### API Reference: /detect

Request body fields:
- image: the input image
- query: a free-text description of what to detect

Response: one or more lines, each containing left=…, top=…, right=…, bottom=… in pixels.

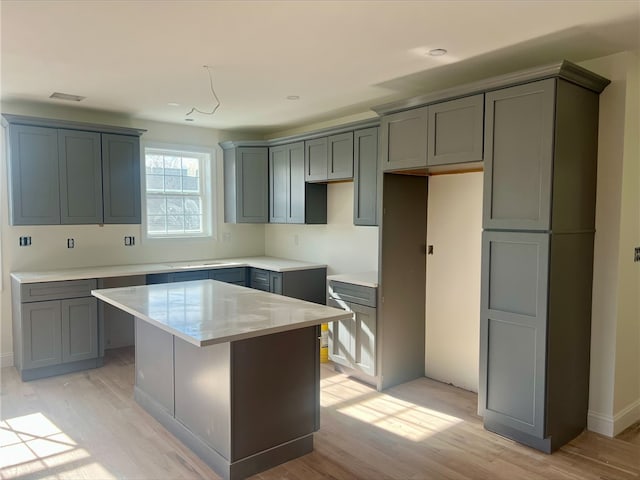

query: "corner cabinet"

left=480, top=75, right=607, bottom=452
left=3, top=114, right=144, bottom=226
left=222, top=145, right=269, bottom=223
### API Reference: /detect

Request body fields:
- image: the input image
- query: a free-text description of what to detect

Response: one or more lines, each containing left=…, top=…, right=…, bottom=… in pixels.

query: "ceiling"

left=2, top=0, right=639, bottom=135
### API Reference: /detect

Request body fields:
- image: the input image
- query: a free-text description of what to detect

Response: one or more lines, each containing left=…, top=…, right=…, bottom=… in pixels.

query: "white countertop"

left=92, top=280, right=350, bottom=347
left=11, top=256, right=327, bottom=284
left=327, top=271, right=378, bottom=288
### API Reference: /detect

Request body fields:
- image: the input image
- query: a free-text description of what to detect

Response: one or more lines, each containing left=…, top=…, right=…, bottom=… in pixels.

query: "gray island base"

left=92, top=280, right=351, bottom=480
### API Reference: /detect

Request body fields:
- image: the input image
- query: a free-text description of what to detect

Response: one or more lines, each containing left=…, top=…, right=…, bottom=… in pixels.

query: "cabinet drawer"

left=327, top=281, right=376, bottom=308
left=250, top=268, right=270, bottom=291
left=210, top=267, right=247, bottom=285
left=21, top=279, right=97, bottom=303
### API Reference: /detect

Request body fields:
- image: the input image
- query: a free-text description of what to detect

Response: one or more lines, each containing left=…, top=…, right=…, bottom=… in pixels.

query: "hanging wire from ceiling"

left=186, top=65, right=220, bottom=117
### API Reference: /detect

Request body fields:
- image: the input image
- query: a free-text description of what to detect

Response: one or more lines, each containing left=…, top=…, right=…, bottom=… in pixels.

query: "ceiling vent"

left=49, top=92, right=85, bottom=102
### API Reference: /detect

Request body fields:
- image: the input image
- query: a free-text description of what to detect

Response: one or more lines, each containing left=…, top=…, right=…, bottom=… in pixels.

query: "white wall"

left=264, top=182, right=379, bottom=275
left=424, top=172, right=483, bottom=393
left=0, top=101, right=265, bottom=366
left=579, top=51, right=640, bottom=436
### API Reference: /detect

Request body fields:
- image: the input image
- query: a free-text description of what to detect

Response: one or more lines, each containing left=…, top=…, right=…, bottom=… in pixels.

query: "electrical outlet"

left=294, top=234, right=299, bottom=246
left=223, top=232, right=231, bottom=243
left=124, top=236, right=135, bottom=246
left=634, top=247, right=640, bottom=263
left=19, top=236, right=31, bottom=247
left=67, top=238, right=75, bottom=248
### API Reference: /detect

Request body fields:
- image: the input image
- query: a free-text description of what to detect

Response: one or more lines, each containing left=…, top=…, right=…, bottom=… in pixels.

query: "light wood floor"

left=1, top=348, right=638, bottom=480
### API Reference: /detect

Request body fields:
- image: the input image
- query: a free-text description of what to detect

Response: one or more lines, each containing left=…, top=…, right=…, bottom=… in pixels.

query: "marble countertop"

left=327, top=271, right=378, bottom=288
left=92, top=280, right=350, bottom=347
left=11, top=256, right=327, bottom=284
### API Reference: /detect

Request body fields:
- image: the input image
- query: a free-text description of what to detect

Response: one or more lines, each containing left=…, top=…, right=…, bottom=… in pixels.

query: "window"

left=143, top=145, right=213, bottom=238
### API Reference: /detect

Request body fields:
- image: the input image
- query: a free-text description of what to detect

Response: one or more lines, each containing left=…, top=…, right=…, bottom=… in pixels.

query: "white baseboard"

left=588, top=398, right=640, bottom=437
left=613, top=398, right=640, bottom=436
left=1, top=352, right=14, bottom=368
left=588, top=410, right=614, bottom=437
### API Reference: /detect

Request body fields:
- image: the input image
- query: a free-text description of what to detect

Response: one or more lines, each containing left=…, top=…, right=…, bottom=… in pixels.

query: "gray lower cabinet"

left=223, top=146, right=269, bottom=223
left=353, top=127, right=378, bottom=226
left=380, top=106, right=428, bottom=172
left=3, top=115, right=144, bottom=226
left=12, top=278, right=101, bottom=381
left=250, top=267, right=327, bottom=304
left=147, top=267, right=247, bottom=286
left=327, top=280, right=377, bottom=381
left=270, top=142, right=326, bottom=224
left=427, top=94, right=484, bottom=166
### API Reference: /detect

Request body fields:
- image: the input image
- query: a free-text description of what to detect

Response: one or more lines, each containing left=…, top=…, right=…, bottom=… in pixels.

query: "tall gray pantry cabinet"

left=479, top=74, right=608, bottom=452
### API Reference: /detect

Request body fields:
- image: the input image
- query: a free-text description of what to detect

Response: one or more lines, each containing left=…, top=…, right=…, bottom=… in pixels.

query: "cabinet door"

left=327, top=132, right=354, bottom=180
left=328, top=315, right=352, bottom=368
left=287, top=142, right=305, bottom=224
left=209, top=267, right=247, bottom=285
left=22, top=300, right=62, bottom=369
left=479, top=231, right=549, bottom=439
left=352, top=303, right=376, bottom=376
left=8, top=124, right=60, bottom=225
left=61, top=297, right=98, bottom=363
left=305, top=137, right=328, bottom=182
left=427, top=94, right=484, bottom=166
left=353, top=127, right=378, bottom=226
left=102, top=134, right=141, bottom=224
left=380, top=107, right=428, bottom=172
left=237, top=147, right=269, bottom=223
left=483, top=79, right=555, bottom=230
left=269, top=272, right=283, bottom=295
left=58, top=129, right=103, bottom=224
left=269, top=144, right=289, bottom=224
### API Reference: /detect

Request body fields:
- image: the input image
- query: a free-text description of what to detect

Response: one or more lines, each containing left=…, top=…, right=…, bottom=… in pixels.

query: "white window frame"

left=141, top=142, right=216, bottom=241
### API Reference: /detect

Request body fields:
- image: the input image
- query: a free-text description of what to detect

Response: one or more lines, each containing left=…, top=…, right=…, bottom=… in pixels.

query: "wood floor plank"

left=1, top=348, right=638, bottom=480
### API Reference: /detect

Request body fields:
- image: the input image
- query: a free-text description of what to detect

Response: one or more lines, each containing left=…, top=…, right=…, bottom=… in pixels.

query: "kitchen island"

left=92, top=279, right=351, bottom=480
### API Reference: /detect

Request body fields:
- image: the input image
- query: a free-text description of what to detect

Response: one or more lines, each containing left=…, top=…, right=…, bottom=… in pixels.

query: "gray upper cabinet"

left=269, top=144, right=289, bottom=224
left=305, top=137, right=328, bottom=182
left=353, top=127, right=378, bottom=226
left=483, top=80, right=555, bottom=231
left=327, top=132, right=354, bottom=180
left=269, top=142, right=307, bottom=224
left=427, top=94, right=484, bottom=166
left=3, top=115, right=145, bottom=226
left=102, top=134, right=141, bottom=224
left=224, top=146, right=269, bottom=223
left=8, top=124, right=61, bottom=225
left=59, top=129, right=103, bottom=224
left=270, top=142, right=326, bottom=225
left=380, top=106, right=428, bottom=172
